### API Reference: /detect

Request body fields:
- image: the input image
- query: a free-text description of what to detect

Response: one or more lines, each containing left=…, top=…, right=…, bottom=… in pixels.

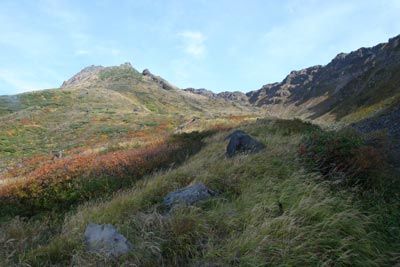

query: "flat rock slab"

left=83, top=222, right=133, bottom=257
left=162, top=184, right=215, bottom=209
left=225, top=130, right=265, bottom=157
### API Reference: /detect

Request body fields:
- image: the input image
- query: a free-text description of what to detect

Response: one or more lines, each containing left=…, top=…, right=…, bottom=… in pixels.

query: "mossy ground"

left=1, top=119, right=398, bottom=267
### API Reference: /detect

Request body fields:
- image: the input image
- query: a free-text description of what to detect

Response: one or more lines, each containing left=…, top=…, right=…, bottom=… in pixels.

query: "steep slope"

left=247, top=35, right=400, bottom=122
left=0, top=63, right=257, bottom=170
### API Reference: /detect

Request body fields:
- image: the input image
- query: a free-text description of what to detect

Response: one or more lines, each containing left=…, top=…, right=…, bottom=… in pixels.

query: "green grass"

left=1, top=119, right=398, bottom=266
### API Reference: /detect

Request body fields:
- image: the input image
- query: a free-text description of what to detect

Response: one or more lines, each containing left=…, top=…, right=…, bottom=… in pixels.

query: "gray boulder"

left=83, top=223, right=133, bottom=257
left=225, top=130, right=265, bottom=157
left=162, top=184, right=215, bottom=209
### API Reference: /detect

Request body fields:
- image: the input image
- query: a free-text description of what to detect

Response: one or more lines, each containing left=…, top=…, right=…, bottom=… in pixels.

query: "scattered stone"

left=162, top=184, right=215, bottom=209
left=225, top=130, right=265, bottom=157
left=83, top=223, right=133, bottom=257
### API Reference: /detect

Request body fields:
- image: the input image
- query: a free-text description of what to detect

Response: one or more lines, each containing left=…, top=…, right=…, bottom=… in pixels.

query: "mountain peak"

left=60, top=62, right=140, bottom=89
left=61, top=65, right=104, bottom=88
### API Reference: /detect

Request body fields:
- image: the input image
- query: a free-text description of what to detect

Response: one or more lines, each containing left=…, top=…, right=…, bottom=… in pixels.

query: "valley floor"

left=1, top=119, right=399, bottom=266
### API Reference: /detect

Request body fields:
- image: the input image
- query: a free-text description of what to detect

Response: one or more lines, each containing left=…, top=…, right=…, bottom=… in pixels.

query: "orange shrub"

left=0, top=130, right=216, bottom=218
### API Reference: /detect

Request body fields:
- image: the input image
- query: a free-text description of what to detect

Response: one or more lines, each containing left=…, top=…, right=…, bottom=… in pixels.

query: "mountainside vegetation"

left=1, top=35, right=400, bottom=266
left=0, top=119, right=399, bottom=266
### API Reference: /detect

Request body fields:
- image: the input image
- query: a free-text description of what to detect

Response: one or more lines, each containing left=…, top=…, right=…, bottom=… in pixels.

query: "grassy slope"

left=0, top=88, right=174, bottom=169
left=0, top=69, right=256, bottom=170
left=1, top=119, right=398, bottom=267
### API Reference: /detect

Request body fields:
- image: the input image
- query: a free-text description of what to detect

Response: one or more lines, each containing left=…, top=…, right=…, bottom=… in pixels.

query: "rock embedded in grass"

left=225, top=130, right=265, bottom=157
left=83, top=222, right=133, bottom=257
left=162, top=184, right=215, bottom=210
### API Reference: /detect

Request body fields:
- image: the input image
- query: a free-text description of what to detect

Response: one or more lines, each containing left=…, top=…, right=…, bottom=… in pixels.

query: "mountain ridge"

left=245, top=34, right=400, bottom=122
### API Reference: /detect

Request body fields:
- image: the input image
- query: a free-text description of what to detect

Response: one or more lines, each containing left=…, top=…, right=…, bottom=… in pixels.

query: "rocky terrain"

left=246, top=35, right=400, bottom=122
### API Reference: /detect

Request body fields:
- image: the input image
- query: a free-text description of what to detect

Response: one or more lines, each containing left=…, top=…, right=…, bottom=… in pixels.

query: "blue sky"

left=0, top=0, right=399, bottom=95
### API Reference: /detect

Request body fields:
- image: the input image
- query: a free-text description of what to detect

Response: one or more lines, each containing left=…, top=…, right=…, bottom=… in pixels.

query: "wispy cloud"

left=178, top=31, right=206, bottom=58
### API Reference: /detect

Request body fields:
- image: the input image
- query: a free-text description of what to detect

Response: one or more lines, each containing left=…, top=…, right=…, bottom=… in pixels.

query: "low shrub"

left=298, top=130, right=385, bottom=189
left=273, top=118, right=320, bottom=135
left=0, top=130, right=217, bottom=219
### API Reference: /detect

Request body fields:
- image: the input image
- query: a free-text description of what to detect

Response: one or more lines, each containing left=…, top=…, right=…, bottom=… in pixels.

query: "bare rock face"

left=61, top=65, right=104, bottom=88
left=83, top=223, right=133, bottom=257
left=162, top=184, right=215, bottom=209
left=225, top=130, right=265, bottom=158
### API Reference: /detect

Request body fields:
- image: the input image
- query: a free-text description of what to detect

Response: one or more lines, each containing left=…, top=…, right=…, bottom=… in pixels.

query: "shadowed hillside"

left=246, top=35, right=400, bottom=124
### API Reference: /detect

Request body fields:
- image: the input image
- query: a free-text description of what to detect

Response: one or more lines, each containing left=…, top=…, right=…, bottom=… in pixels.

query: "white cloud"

left=178, top=31, right=206, bottom=58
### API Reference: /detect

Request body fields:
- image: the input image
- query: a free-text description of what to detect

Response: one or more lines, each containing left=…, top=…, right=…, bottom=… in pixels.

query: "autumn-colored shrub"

left=0, top=130, right=216, bottom=219
left=298, top=130, right=385, bottom=189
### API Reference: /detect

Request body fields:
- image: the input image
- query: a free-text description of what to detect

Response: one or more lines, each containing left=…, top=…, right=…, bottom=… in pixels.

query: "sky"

left=0, top=0, right=400, bottom=95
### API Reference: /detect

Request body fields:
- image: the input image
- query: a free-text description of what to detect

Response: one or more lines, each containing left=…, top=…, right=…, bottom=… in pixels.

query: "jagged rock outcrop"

left=225, top=130, right=265, bottom=157
left=162, top=184, right=215, bottom=209
left=247, top=35, right=400, bottom=121
left=142, top=69, right=178, bottom=91
left=83, top=222, right=133, bottom=257
left=183, top=88, right=249, bottom=104
left=183, top=88, right=216, bottom=98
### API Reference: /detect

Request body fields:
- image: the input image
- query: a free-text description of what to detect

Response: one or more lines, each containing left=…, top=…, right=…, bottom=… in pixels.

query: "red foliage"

left=132, top=131, right=146, bottom=137
left=0, top=139, right=187, bottom=216
left=209, top=123, right=232, bottom=131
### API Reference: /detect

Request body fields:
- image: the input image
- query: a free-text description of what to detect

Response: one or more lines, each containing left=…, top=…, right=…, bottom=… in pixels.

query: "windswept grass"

left=2, top=119, right=397, bottom=266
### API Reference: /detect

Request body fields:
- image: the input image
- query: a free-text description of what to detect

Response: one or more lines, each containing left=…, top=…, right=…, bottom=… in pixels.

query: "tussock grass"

left=1, top=119, right=399, bottom=266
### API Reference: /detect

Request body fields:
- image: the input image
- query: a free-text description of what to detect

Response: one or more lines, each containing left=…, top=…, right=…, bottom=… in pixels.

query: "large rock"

left=225, top=130, right=265, bottom=157
left=83, top=223, right=133, bottom=257
left=162, top=184, right=215, bottom=209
